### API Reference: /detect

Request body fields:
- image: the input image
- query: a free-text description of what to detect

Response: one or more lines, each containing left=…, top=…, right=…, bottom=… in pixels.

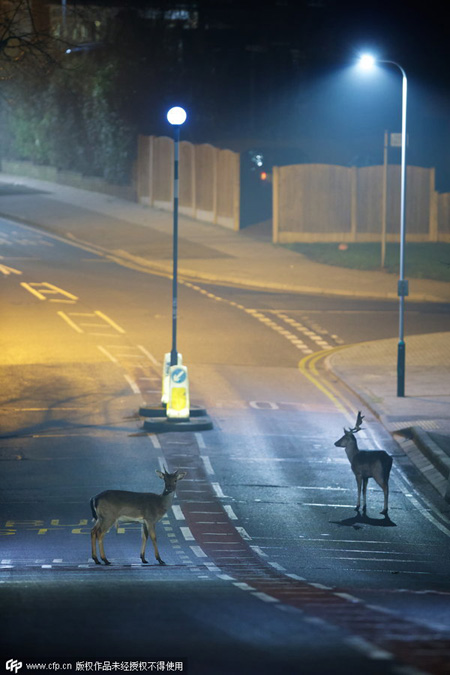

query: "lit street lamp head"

left=358, top=53, right=376, bottom=70
left=167, top=106, right=187, bottom=126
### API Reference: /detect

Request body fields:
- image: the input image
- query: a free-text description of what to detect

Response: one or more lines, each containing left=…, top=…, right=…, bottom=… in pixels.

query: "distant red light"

left=260, top=171, right=267, bottom=181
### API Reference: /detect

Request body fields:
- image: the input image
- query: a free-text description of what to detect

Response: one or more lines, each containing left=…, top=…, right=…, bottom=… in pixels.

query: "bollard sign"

left=167, top=365, right=190, bottom=419
left=161, top=352, right=182, bottom=405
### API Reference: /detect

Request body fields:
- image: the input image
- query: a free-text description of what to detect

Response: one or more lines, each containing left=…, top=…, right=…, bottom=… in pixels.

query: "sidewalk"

left=1, top=173, right=449, bottom=505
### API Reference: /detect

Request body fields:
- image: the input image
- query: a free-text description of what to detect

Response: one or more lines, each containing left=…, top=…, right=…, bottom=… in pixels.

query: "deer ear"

left=155, top=470, right=164, bottom=479
left=175, top=470, right=187, bottom=481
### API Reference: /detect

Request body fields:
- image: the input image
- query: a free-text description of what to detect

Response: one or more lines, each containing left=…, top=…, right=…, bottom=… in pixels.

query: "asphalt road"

left=1, top=217, right=450, bottom=675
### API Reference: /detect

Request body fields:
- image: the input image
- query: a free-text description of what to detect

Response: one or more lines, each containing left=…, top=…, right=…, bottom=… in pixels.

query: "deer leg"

left=141, top=522, right=149, bottom=564
left=355, top=475, right=362, bottom=511
left=147, top=523, right=165, bottom=565
left=373, top=473, right=389, bottom=515
left=94, top=516, right=113, bottom=565
left=91, top=522, right=101, bottom=565
left=362, top=477, right=368, bottom=512
left=381, top=483, right=389, bottom=515
left=97, top=529, right=111, bottom=565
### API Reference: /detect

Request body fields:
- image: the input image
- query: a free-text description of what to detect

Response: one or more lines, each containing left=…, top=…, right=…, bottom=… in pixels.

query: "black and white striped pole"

left=164, top=106, right=189, bottom=418
left=167, top=106, right=186, bottom=367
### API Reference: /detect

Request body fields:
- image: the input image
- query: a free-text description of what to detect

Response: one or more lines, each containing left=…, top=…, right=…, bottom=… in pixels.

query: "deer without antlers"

left=90, top=467, right=186, bottom=565
left=334, top=412, right=393, bottom=515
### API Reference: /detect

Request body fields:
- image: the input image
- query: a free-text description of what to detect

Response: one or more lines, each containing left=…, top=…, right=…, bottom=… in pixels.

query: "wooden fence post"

left=233, top=152, right=240, bottom=231
left=149, top=135, right=154, bottom=206
left=351, top=166, right=357, bottom=241
left=429, top=168, right=438, bottom=242
left=273, top=166, right=279, bottom=243
left=213, top=148, right=218, bottom=225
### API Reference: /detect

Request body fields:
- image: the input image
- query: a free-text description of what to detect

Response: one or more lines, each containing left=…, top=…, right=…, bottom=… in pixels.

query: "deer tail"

left=90, top=496, right=98, bottom=521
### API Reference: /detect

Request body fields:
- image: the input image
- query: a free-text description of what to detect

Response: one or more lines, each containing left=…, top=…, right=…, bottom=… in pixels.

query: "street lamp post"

left=358, top=55, right=408, bottom=397
left=166, top=106, right=187, bottom=368
left=138, top=104, right=212, bottom=430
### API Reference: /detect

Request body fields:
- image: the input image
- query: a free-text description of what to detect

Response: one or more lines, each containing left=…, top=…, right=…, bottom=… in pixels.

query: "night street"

left=1, top=216, right=450, bottom=674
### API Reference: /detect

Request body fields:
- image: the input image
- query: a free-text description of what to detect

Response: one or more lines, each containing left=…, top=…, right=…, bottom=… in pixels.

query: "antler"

left=350, top=411, right=364, bottom=433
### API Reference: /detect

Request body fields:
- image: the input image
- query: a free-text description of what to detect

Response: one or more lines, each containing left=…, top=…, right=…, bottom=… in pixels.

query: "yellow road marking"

left=20, top=282, right=47, bottom=300
left=57, top=311, right=84, bottom=333
left=0, top=263, right=22, bottom=276
left=21, top=282, right=78, bottom=301
left=94, top=310, right=126, bottom=334
left=298, top=345, right=357, bottom=419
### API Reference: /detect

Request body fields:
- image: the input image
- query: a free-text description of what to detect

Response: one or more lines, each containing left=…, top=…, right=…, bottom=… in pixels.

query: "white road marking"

left=195, top=432, right=206, bottom=449
left=190, top=546, right=207, bottom=558
left=137, top=345, right=160, bottom=366
left=123, top=375, right=140, bottom=394
left=224, top=505, right=238, bottom=520
left=268, top=561, right=286, bottom=571
left=181, top=527, right=195, bottom=541
left=233, top=582, right=256, bottom=591
left=200, top=455, right=215, bottom=475
left=211, top=482, right=226, bottom=498
left=252, top=592, right=279, bottom=603
left=171, top=505, right=185, bottom=520
left=97, top=346, right=118, bottom=363
left=345, top=636, right=393, bottom=661
left=236, top=526, right=252, bottom=541
left=334, top=592, right=361, bottom=603
left=250, top=545, right=268, bottom=558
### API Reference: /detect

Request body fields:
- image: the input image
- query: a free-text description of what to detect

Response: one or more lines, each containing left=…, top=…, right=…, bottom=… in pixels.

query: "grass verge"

left=281, top=242, right=450, bottom=282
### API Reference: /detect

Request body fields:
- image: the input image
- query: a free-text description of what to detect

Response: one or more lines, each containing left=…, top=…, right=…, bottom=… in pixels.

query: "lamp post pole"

left=397, top=64, right=408, bottom=397
left=380, top=61, right=408, bottom=397
left=166, top=106, right=187, bottom=368
left=171, top=121, right=180, bottom=368
left=358, top=56, right=408, bottom=397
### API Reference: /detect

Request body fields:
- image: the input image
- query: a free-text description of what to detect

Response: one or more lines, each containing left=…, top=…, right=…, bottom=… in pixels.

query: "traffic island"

left=139, top=404, right=213, bottom=433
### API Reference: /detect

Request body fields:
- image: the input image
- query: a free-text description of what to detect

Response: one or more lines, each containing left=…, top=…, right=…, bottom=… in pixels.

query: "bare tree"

left=0, top=0, right=63, bottom=78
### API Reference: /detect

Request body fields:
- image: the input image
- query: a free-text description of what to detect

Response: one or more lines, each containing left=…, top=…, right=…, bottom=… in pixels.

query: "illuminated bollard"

left=167, top=365, right=190, bottom=419
left=161, top=352, right=182, bottom=405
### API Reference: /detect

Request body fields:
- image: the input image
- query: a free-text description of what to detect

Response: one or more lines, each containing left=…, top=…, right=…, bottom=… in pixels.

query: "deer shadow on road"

left=330, top=511, right=397, bottom=530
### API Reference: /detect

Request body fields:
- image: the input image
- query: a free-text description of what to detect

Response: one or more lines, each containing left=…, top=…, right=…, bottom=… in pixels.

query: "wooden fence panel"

left=216, top=149, right=239, bottom=229
left=276, top=164, right=352, bottom=242
left=356, top=166, right=383, bottom=236
left=136, top=135, right=151, bottom=203
left=136, top=135, right=240, bottom=230
left=152, top=136, right=173, bottom=208
left=195, top=144, right=216, bottom=221
left=439, top=193, right=450, bottom=237
left=274, top=163, right=444, bottom=243
left=179, top=140, right=195, bottom=216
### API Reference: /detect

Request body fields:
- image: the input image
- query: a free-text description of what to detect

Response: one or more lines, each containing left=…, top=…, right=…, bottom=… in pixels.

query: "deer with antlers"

left=334, top=412, right=393, bottom=515
left=90, top=467, right=186, bottom=565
